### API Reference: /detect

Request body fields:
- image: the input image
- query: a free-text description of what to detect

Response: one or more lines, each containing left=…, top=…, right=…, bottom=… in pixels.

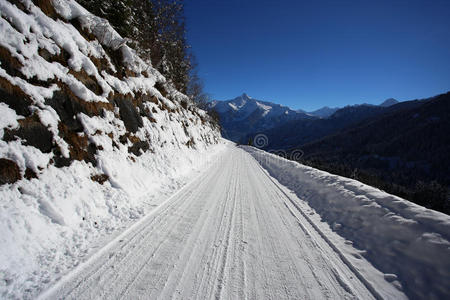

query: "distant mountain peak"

left=309, top=106, right=339, bottom=118
left=380, top=98, right=399, bottom=107
left=230, top=93, right=253, bottom=108
left=208, top=94, right=315, bottom=141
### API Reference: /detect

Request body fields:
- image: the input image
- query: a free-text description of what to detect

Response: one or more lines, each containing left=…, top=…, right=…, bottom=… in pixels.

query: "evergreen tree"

left=152, top=0, right=190, bottom=92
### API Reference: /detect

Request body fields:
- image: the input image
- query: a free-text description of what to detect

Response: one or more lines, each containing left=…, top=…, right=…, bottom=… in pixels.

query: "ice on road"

left=41, top=146, right=382, bottom=299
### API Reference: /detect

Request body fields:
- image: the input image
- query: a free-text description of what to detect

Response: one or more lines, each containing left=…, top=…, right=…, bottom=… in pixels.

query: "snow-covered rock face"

left=0, top=0, right=219, bottom=174
left=0, top=0, right=220, bottom=298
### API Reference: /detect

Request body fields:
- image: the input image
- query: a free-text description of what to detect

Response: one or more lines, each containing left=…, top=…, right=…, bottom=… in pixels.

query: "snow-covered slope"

left=244, top=146, right=450, bottom=300
left=0, top=0, right=220, bottom=298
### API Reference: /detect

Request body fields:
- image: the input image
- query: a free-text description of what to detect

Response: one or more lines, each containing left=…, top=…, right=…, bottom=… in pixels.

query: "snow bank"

left=243, top=146, right=450, bottom=300
left=0, top=141, right=225, bottom=299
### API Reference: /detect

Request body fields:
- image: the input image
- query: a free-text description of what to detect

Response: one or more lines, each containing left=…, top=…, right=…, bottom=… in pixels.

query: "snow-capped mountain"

left=209, top=94, right=404, bottom=142
left=379, top=98, right=399, bottom=107
left=209, top=93, right=314, bottom=141
left=210, top=93, right=303, bottom=120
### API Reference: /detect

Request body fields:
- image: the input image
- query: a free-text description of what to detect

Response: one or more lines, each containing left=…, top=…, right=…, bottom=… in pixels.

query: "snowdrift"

left=0, top=0, right=220, bottom=298
left=244, top=146, right=450, bottom=300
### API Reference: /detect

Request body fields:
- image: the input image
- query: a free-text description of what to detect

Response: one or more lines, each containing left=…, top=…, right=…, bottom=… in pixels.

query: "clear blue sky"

left=184, top=0, right=450, bottom=111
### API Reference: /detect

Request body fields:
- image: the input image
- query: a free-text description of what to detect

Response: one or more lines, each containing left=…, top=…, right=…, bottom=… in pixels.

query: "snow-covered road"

left=41, top=146, right=395, bottom=299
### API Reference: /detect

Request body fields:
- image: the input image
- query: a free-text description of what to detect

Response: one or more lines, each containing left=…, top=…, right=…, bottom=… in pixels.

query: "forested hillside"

left=300, top=92, right=450, bottom=213
left=250, top=92, right=450, bottom=214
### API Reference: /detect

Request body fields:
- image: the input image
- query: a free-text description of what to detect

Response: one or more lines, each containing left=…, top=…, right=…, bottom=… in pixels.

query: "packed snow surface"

left=40, top=144, right=405, bottom=300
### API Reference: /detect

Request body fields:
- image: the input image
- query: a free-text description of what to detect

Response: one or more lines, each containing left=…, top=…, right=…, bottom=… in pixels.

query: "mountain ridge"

left=298, top=92, right=450, bottom=212
left=210, top=93, right=406, bottom=143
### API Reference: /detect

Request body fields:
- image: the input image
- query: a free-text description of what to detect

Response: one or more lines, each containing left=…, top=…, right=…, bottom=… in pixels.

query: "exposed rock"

left=45, top=90, right=85, bottom=132
left=0, top=159, right=21, bottom=185
left=24, top=168, right=38, bottom=180
left=91, top=173, right=109, bottom=184
left=34, top=0, right=59, bottom=19
left=0, top=77, right=32, bottom=117
left=4, top=115, right=53, bottom=153
left=0, top=46, right=23, bottom=78
left=128, top=140, right=150, bottom=156
left=68, top=68, right=103, bottom=96
left=38, top=47, right=71, bottom=65
left=113, top=94, right=143, bottom=133
left=57, top=123, right=97, bottom=166
left=47, top=83, right=113, bottom=121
